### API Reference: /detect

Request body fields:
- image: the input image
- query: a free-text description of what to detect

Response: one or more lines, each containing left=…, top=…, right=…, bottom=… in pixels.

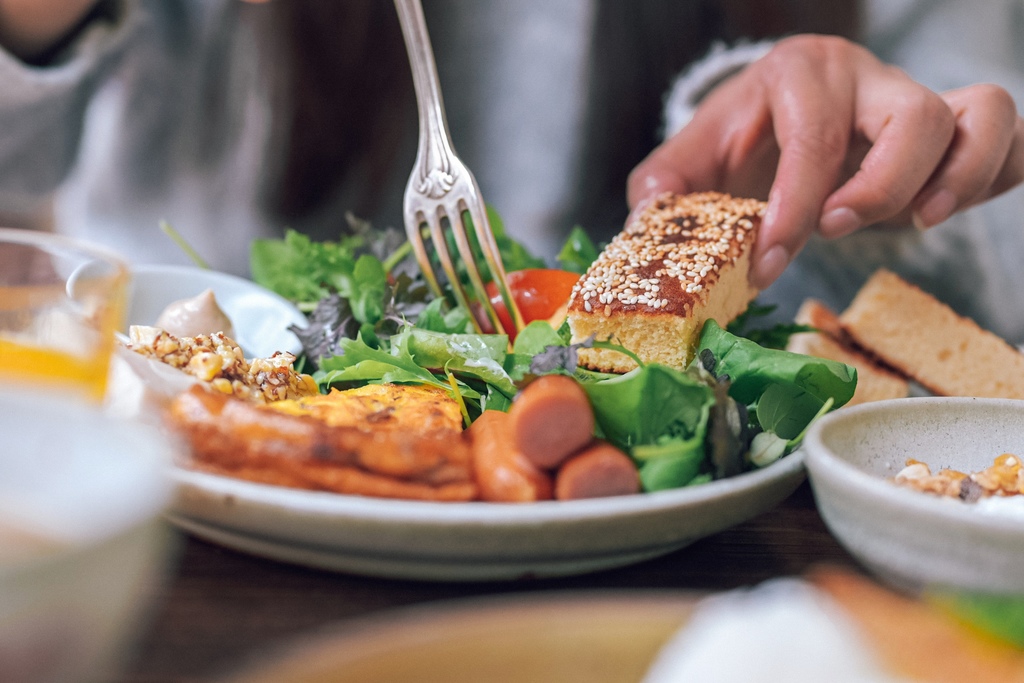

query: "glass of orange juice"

left=0, top=229, right=129, bottom=402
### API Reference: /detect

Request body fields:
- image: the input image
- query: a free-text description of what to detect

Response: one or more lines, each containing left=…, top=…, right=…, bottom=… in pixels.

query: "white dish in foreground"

left=126, top=264, right=307, bottom=357
left=171, top=451, right=805, bottom=581
left=804, top=396, right=1024, bottom=593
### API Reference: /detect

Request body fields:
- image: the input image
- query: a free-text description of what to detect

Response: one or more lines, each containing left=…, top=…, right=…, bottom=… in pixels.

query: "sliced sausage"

left=508, top=374, right=594, bottom=469
left=468, top=410, right=553, bottom=502
left=554, top=441, right=640, bottom=500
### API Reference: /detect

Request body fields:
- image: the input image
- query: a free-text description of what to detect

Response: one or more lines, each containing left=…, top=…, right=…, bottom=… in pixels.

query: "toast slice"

left=567, top=192, right=764, bottom=372
left=839, top=269, right=1024, bottom=399
left=786, top=299, right=909, bottom=406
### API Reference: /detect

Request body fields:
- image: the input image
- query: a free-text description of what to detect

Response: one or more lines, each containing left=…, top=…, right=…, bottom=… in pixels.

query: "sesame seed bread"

left=567, top=192, right=764, bottom=373
left=786, top=299, right=909, bottom=406
left=840, top=269, right=1024, bottom=399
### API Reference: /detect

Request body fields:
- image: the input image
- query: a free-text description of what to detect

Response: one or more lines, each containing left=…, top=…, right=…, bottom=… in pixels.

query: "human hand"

left=627, top=35, right=1024, bottom=288
left=0, top=0, right=103, bottom=60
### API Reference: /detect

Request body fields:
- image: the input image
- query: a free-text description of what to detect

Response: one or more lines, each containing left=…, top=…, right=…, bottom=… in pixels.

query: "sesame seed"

left=569, top=191, right=765, bottom=318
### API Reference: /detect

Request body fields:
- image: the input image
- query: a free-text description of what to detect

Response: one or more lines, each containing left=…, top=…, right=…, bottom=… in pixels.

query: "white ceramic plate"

left=126, top=264, right=307, bottom=358
left=169, top=451, right=806, bottom=581
left=804, top=396, right=1024, bottom=593
left=132, top=266, right=805, bottom=580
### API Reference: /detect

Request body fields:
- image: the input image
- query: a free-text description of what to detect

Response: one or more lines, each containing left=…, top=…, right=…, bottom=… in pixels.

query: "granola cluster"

left=893, top=454, right=1024, bottom=503
left=126, top=326, right=317, bottom=403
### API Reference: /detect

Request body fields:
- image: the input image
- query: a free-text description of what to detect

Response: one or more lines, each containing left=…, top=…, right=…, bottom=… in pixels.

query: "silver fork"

left=394, top=0, right=524, bottom=336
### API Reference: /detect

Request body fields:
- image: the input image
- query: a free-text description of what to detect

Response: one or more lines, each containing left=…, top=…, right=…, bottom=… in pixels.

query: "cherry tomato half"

left=483, top=269, right=580, bottom=340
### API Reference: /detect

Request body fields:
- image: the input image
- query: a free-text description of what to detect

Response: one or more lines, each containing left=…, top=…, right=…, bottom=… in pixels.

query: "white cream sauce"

left=154, top=288, right=234, bottom=338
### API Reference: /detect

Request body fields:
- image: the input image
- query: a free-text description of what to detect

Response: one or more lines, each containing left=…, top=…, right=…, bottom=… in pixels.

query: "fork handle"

left=394, top=0, right=457, bottom=198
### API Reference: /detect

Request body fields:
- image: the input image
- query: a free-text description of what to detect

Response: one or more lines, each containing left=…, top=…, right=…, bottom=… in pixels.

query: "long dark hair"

left=248, top=0, right=414, bottom=224
left=249, top=0, right=859, bottom=239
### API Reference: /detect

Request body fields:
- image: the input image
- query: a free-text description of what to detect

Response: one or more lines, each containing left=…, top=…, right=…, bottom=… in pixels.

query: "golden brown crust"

left=167, top=385, right=478, bottom=501
left=567, top=192, right=764, bottom=372
left=567, top=191, right=763, bottom=318
left=189, top=460, right=478, bottom=503
left=793, top=298, right=847, bottom=340
left=268, top=384, right=463, bottom=434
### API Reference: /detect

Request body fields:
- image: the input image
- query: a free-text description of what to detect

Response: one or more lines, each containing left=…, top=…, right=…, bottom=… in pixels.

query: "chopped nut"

left=893, top=454, right=1024, bottom=502
left=188, top=351, right=223, bottom=382
left=125, top=327, right=317, bottom=403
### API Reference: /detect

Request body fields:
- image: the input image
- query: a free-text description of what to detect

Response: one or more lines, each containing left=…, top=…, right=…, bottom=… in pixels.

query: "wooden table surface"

left=111, top=480, right=862, bottom=683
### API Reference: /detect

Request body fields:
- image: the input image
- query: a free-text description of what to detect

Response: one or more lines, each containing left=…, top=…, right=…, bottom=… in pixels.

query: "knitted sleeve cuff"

left=0, top=1, right=142, bottom=205
left=0, top=0, right=141, bottom=107
left=663, top=39, right=776, bottom=139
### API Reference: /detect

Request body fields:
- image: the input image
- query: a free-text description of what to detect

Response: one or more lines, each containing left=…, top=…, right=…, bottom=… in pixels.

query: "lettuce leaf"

left=556, top=226, right=600, bottom=274
left=397, top=327, right=517, bottom=398
left=584, top=364, right=715, bottom=491
left=698, top=320, right=857, bottom=408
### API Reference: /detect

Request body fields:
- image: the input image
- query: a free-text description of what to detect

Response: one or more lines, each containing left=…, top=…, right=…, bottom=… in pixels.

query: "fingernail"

left=627, top=196, right=654, bottom=225
left=749, top=244, right=790, bottom=289
left=913, top=188, right=957, bottom=230
left=819, top=207, right=861, bottom=238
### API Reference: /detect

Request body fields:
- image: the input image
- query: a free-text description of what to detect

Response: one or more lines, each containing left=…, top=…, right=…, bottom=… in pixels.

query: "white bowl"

left=804, top=396, right=1024, bottom=593
left=126, top=264, right=307, bottom=357
left=0, top=391, right=178, bottom=682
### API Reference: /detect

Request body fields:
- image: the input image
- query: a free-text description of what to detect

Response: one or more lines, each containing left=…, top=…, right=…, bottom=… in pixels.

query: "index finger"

left=752, top=64, right=854, bottom=287
left=626, top=112, right=725, bottom=209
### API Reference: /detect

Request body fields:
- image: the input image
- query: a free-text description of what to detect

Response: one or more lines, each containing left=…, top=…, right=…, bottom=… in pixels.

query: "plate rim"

left=172, top=448, right=807, bottom=525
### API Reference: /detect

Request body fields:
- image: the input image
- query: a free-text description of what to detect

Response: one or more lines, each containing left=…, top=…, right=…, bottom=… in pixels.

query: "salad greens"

left=727, top=301, right=814, bottom=350
left=250, top=212, right=857, bottom=492
left=555, top=226, right=601, bottom=274
left=475, top=206, right=548, bottom=273
left=584, top=363, right=713, bottom=491
left=699, top=320, right=856, bottom=408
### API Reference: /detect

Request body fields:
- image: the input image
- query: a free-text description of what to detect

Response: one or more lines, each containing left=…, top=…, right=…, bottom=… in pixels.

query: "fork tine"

left=423, top=206, right=482, bottom=333
left=404, top=209, right=444, bottom=300
left=395, top=0, right=523, bottom=338
left=446, top=199, right=509, bottom=336
left=464, top=196, right=525, bottom=333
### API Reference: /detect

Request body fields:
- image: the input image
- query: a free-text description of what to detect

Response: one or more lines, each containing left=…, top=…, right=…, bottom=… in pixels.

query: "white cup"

left=0, top=390, right=178, bottom=682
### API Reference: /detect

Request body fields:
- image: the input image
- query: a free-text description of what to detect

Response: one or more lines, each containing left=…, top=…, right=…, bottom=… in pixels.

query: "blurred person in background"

left=0, top=1, right=1021, bottom=338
